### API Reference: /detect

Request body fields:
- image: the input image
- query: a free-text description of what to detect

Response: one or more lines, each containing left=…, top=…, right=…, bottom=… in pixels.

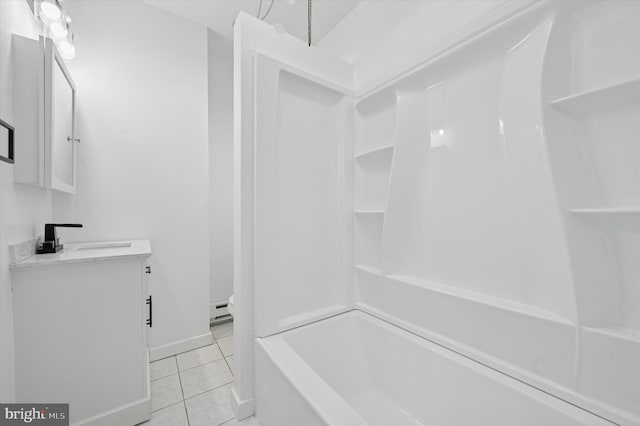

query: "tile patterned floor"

left=142, top=320, right=259, bottom=426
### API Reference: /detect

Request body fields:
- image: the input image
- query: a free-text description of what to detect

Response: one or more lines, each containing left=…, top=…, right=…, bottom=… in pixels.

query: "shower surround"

left=233, top=1, right=640, bottom=424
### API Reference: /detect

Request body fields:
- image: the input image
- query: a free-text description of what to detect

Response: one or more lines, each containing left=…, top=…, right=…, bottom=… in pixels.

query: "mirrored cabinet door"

left=49, top=49, right=77, bottom=192
left=12, top=36, right=77, bottom=194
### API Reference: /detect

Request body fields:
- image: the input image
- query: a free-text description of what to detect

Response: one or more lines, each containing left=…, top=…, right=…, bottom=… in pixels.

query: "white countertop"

left=10, top=240, right=152, bottom=270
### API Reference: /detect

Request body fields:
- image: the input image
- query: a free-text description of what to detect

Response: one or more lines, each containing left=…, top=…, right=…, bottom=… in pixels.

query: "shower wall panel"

left=253, top=54, right=353, bottom=338
left=353, top=2, right=640, bottom=424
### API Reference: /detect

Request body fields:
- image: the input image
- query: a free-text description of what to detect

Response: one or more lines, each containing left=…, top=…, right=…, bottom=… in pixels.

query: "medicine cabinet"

left=13, top=35, right=78, bottom=193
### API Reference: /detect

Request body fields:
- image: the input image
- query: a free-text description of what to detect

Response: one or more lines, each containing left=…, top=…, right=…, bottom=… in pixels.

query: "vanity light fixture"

left=33, top=0, right=76, bottom=60
left=38, top=0, right=61, bottom=22
left=57, top=40, right=76, bottom=60
left=49, top=21, right=68, bottom=39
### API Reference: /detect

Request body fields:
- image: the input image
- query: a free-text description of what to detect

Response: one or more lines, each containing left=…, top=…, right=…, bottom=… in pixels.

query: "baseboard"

left=76, top=395, right=150, bottom=426
left=231, top=386, right=255, bottom=420
left=149, top=332, right=214, bottom=361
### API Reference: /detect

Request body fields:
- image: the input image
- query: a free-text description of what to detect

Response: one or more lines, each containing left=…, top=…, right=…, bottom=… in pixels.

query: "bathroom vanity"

left=10, top=240, right=152, bottom=426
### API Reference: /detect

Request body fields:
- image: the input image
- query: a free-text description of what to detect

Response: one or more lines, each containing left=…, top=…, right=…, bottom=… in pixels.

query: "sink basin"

left=76, top=242, right=132, bottom=250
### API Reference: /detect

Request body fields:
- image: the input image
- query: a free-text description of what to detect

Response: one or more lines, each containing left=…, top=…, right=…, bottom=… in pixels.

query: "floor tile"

left=217, top=335, right=233, bottom=357
left=185, top=384, right=235, bottom=426
left=145, top=401, right=189, bottom=426
left=180, top=359, right=233, bottom=399
left=211, top=321, right=233, bottom=339
left=150, top=374, right=183, bottom=412
left=222, top=415, right=260, bottom=425
left=177, top=344, right=223, bottom=371
left=225, top=356, right=234, bottom=374
left=150, top=356, right=178, bottom=381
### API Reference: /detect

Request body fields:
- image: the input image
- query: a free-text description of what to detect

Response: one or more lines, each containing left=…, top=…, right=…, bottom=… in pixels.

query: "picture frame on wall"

left=0, top=118, right=15, bottom=164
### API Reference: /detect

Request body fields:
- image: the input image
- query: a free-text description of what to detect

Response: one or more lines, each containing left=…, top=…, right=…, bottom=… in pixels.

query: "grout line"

left=177, top=359, right=226, bottom=374
left=152, top=341, right=228, bottom=380
left=220, top=418, right=239, bottom=426
left=183, top=400, right=190, bottom=426
left=182, top=380, right=235, bottom=403
left=172, top=355, right=178, bottom=376
left=176, top=351, right=227, bottom=374
left=176, top=368, right=186, bottom=404
left=150, top=329, right=234, bottom=424
left=150, top=346, right=233, bottom=378
left=149, top=357, right=179, bottom=382
left=211, top=331, right=233, bottom=340
left=150, top=372, right=184, bottom=413
left=149, top=400, right=186, bottom=415
left=177, top=370, right=194, bottom=426
left=222, top=354, right=234, bottom=375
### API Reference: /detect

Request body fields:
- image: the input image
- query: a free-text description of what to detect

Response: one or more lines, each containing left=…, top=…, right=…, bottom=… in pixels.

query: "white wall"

left=207, top=31, right=234, bottom=315
left=0, top=0, right=51, bottom=402
left=2, top=0, right=211, bottom=399
left=317, top=0, right=510, bottom=92
left=50, top=0, right=211, bottom=357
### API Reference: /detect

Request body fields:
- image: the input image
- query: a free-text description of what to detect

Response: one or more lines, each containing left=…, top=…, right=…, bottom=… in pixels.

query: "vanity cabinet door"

left=12, top=259, right=151, bottom=425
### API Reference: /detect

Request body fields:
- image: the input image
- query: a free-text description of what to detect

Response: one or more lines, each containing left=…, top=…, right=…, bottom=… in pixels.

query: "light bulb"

left=49, top=21, right=68, bottom=39
left=40, top=1, right=61, bottom=21
left=58, top=40, right=75, bottom=60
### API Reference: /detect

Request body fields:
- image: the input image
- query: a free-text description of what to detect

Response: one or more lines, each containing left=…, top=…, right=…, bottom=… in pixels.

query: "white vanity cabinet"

left=12, top=35, right=78, bottom=193
left=11, top=241, right=152, bottom=426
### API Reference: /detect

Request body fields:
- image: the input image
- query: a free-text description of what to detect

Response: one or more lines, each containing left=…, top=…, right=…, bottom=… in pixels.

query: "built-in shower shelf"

left=355, top=145, right=394, bottom=160
left=384, top=274, right=573, bottom=325
left=355, top=264, right=383, bottom=276
left=355, top=210, right=385, bottom=216
left=583, top=327, right=640, bottom=344
left=570, top=208, right=640, bottom=233
left=356, top=266, right=573, bottom=325
left=550, top=77, right=640, bottom=118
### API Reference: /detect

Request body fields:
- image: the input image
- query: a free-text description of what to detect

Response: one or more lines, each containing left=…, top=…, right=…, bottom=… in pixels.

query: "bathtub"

left=255, top=310, right=612, bottom=426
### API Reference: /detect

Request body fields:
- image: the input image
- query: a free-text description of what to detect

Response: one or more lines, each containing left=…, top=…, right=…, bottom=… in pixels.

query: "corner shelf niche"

left=354, top=145, right=394, bottom=211
left=355, top=88, right=397, bottom=154
left=355, top=144, right=394, bottom=160
left=550, top=75, right=640, bottom=208
left=354, top=89, right=397, bottom=271
left=550, top=77, right=640, bottom=118
left=570, top=208, right=640, bottom=233
left=354, top=264, right=383, bottom=276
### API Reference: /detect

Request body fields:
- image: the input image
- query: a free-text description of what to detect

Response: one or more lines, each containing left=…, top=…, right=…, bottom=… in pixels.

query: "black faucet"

left=37, top=223, right=83, bottom=254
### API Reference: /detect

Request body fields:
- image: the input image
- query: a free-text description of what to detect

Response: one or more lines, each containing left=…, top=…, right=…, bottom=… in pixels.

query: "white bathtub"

left=255, top=310, right=613, bottom=426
